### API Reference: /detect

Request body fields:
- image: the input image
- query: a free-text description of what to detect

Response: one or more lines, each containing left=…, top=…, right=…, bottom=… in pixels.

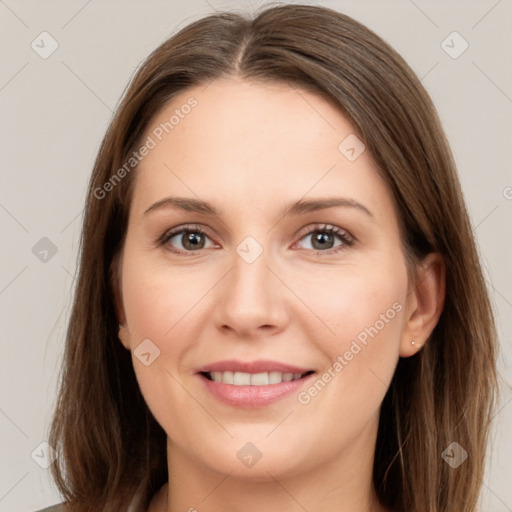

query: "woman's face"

left=117, top=78, right=412, bottom=480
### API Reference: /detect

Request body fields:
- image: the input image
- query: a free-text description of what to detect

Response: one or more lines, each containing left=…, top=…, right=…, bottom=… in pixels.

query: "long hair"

left=48, top=4, right=498, bottom=511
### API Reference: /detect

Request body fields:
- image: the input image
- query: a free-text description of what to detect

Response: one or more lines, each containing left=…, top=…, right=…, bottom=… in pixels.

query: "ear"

left=118, top=325, right=132, bottom=350
left=399, top=252, right=446, bottom=357
left=110, top=249, right=131, bottom=350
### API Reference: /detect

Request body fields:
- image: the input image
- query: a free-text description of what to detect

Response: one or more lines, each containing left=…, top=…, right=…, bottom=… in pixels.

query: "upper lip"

left=196, top=359, right=314, bottom=374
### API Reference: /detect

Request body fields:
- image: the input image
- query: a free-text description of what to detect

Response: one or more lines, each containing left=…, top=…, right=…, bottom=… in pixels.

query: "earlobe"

left=110, top=251, right=130, bottom=350
left=399, top=252, right=446, bottom=357
left=118, top=325, right=131, bottom=350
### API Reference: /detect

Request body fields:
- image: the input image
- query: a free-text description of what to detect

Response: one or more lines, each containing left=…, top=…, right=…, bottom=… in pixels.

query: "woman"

left=40, top=3, right=498, bottom=512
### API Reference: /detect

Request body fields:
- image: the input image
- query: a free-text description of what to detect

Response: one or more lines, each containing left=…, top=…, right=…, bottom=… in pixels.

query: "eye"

left=294, top=223, right=354, bottom=254
left=158, top=225, right=217, bottom=255
left=158, top=223, right=354, bottom=256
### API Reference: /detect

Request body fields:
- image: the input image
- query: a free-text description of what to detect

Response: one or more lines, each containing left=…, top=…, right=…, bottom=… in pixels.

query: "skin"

left=115, top=78, right=445, bottom=512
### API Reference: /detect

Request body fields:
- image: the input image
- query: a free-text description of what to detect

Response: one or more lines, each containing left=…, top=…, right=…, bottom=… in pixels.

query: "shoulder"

left=33, top=504, right=66, bottom=512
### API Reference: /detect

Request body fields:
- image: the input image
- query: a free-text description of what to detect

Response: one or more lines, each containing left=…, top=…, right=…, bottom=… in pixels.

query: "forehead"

left=129, top=78, right=391, bottom=222
left=145, top=77, right=358, bottom=161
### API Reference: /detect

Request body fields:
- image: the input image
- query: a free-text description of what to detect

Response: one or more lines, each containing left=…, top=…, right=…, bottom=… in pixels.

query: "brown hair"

left=48, top=4, right=498, bottom=511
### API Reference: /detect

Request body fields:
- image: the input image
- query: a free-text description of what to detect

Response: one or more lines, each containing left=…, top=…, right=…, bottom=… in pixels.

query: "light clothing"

left=33, top=490, right=142, bottom=512
left=33, top=478, right=146, bottom=512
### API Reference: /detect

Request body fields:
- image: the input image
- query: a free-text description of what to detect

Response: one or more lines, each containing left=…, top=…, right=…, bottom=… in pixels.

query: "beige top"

left=34, top=500, right=141, bottom=512
left=34, top=500, right=140, bottom=512
left=34, top=480, right=146, bottom=512
left=34, top=494, right=141, bottom=512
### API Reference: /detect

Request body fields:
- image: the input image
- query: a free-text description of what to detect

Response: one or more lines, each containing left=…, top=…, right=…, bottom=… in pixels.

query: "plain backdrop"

left=0, top=1, right=511, bottom=511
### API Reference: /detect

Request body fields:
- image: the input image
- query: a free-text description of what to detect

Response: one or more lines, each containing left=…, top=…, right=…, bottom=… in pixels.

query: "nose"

left=213, top=247, right=289, bottom=339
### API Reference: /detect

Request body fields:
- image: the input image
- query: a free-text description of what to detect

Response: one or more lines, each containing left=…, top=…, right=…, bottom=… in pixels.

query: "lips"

left=196, top=359, right=316, bottom=408
left=196, top=359, right=313, bottom=374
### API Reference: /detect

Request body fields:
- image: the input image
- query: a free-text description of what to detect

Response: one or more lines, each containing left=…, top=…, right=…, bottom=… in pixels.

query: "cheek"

left=121, top=250, right=209, bottom=444
left=292, top=259, right=407, bottom=414
left=293, top=268, right=405, bottom=414
left=121, top=248, right=203, bottom=344
left=294, top=261, right=406, bottom=345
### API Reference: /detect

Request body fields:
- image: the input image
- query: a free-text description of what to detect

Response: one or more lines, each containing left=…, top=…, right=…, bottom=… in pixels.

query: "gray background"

left=0, top=1, right=511, bottom=511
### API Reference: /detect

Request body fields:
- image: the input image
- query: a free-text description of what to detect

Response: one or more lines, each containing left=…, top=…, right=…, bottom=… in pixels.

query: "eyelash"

left=157, top=223, right=354, bottom=257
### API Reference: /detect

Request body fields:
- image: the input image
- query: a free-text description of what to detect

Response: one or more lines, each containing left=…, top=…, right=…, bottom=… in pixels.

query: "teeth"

left=207, top=371, right=305, bottom=385
left=250, top=372, right=269, bottom=385
left=233, top=371, right=251, bottom=385
left=269, top=371, right=283, bottom=384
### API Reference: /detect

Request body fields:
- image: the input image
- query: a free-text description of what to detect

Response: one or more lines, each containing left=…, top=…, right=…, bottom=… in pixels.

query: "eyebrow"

left=143, top=196, right=373, bottom=218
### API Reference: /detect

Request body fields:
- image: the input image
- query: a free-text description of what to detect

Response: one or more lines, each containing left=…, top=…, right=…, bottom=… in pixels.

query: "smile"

left=202, top=370, right=314, bottom=385
left=196, top=360, right=316, bottom=408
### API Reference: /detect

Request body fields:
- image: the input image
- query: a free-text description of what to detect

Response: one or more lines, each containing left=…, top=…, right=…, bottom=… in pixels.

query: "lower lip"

left=198, top=373, right=315, bottom=408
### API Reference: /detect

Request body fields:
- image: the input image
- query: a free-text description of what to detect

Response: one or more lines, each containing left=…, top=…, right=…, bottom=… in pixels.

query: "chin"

left=192, top=437, right=313, bottom=481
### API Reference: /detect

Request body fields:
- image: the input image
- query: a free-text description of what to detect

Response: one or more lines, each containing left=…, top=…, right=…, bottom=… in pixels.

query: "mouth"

left=200, top=370, right=315, bottom=386
left=195, top=360, right=317, bottom=408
